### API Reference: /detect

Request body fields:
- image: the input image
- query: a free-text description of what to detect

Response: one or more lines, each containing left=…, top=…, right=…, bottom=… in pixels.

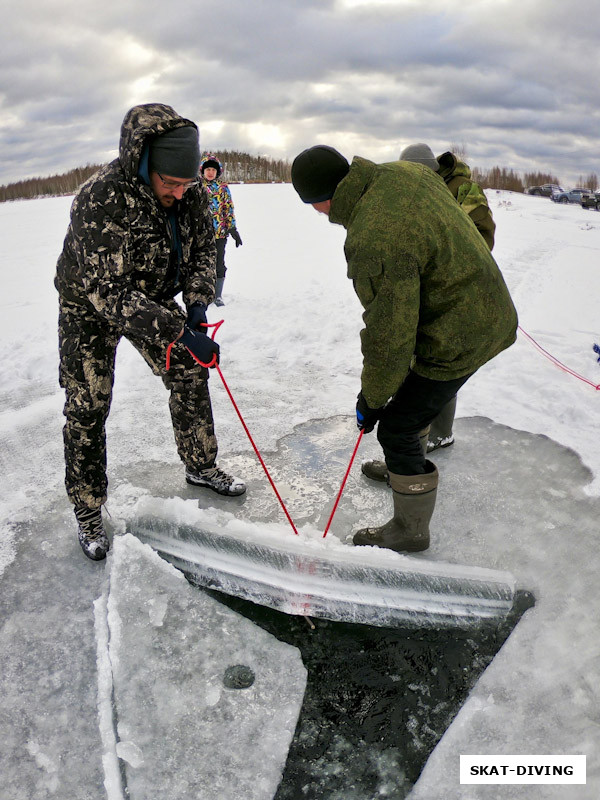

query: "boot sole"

left=352, top=537, right=429, bottom=553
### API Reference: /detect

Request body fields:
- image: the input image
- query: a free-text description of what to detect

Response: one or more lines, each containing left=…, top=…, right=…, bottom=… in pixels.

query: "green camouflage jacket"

left=437, top=151, right=496, bottom=250
left=329, top=157, right=518, bottom=409
left=55, top=103, right=216, bottom=344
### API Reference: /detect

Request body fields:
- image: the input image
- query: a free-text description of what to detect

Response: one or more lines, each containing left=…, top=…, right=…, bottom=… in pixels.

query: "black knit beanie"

left=149, top=126, right=200, bottom=179
left=291, top=145, right=350, bottom=203
left=201, top=158, right=221, bottom=177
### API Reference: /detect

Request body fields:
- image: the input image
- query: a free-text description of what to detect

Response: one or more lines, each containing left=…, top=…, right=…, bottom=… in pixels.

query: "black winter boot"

left=427, top=396, right=457, bottom=453
left=353, top=461, right=438, bottom=552
left=186, top=465, right=246, bottom=496
left=75, top=506, right=110, bottom=561
left=361, top=427, right=430, bottom=483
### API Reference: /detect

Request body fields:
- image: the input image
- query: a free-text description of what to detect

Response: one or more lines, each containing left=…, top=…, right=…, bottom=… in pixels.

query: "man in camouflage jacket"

left=399, top=143, right=496, bottom=453
left=291, top=146, right=517, bottom=554
left=56, top=103, right=245, bottom=561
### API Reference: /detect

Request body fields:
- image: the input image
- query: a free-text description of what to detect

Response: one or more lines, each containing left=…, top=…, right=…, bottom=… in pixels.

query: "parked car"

left=526, top=184, right=564, bottom=197
left=550, top=188, right=590, bottom=204
left=580, top=190, right=600, bottom=210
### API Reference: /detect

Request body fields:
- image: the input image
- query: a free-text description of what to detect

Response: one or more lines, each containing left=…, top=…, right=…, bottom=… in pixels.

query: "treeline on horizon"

left=0, top=150, right=293, bottom=203
left=1, top=151, right=598, bottom=203
left=473, top=166, right=599, bottom=193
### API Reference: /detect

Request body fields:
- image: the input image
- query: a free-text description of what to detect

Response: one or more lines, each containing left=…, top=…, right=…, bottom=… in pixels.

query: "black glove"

left=185, top=301, right=207, bottom=331
left=230, top=229, right=243, bottom=247
left=356, top=391, right=381, bottom=433
left=180, top=326, right=220, bottom=367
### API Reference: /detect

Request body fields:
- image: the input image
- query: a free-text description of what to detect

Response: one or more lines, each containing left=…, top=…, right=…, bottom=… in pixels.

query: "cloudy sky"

left=1, top=0, right=599, bottom=187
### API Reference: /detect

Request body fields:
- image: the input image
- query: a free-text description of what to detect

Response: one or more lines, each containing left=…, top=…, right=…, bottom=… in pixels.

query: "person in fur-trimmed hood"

left=55, top=104, right=246, bottom=562
left=291, top=145, right=517, bottom=555
left=200, top=154, right=242, bottom=306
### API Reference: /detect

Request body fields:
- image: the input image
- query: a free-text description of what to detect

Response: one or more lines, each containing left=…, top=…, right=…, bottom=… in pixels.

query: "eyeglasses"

left=157, top=173, right=200, bottom=191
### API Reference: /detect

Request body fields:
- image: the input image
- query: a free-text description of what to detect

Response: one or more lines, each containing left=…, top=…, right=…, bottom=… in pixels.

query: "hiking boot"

left=426, top=433, right=454, bottom=453
left=427, top=396, right=456, bottom=453
left=75, top=505, right=110, bottom=561
left=361, top=426, right=431, bottom=484
left=353, top=462, right=438, bottom=553
left=214, top=296, right=225, bottom=307
left=185, top=465, right=246, bottom=496
left=361, top=459, right=389, bottom=482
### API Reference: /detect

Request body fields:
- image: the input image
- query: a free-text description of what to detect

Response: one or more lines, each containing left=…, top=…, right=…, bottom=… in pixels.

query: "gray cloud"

left=1, top=0, right=599, bottom=186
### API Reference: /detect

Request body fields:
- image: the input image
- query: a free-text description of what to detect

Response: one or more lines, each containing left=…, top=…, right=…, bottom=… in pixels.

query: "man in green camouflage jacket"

left=396, top=143, right=496, bottom=455
left=400, top=144, right=496, bottom=250
left=56, top=103, right=245, bottom=562
left=291, top=146, right=517, bottom=554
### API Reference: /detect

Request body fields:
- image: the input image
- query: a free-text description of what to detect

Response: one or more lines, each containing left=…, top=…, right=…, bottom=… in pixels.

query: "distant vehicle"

left=526, top=184, right=564, bottom=197
left=550, top=188, right=590, bottom=204
left=580, top=190, right=600, bottom=210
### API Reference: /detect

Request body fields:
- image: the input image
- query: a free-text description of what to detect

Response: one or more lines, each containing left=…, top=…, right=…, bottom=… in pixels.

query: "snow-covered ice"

left=0, top=185, right=599, bottom=798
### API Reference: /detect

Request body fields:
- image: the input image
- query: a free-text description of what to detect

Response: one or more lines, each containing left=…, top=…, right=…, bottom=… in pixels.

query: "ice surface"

left=105, top=534, right=307, bottom=800
left=2, top=189, right=600, bottom=798
left=131, top=498, right=516, bottom=628
left=0, top=505, right=107, bottom=800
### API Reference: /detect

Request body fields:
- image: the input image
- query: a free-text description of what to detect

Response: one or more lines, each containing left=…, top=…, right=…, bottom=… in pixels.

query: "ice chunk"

left=130, top=497, right=516, bottom=629
left=106, top=534, right=306, bottom=800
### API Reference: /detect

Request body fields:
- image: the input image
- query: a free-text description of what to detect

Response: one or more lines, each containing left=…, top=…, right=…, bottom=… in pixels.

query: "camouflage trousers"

left=58, top=297, right=218, bottom=510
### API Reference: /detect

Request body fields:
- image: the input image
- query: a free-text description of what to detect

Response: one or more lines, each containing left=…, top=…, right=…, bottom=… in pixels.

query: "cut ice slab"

left=129, top=496, right=517, bottom=629
left=105, top=534, right=307, bottom=800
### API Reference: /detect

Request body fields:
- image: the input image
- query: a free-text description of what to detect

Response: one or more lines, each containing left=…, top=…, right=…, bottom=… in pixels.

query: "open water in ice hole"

left=195, top=582, right=535, bottom=800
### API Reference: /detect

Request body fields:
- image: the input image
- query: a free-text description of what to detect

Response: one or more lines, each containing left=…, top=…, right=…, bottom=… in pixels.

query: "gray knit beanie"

left=399, top=143, right=439, bottom=172
left=149, top=126, right=200, bottom=179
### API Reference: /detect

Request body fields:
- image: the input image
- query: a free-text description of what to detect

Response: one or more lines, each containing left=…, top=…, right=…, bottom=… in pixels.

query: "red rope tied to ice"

left=518, top=326, right=600, bottom=390
left=168, top=320, right=363, bottom=537
left=322, top=430, right=364, bottom=538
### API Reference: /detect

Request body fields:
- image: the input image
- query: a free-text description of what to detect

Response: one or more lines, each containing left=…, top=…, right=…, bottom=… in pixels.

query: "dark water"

left=197, top=583, right=535, bottom=800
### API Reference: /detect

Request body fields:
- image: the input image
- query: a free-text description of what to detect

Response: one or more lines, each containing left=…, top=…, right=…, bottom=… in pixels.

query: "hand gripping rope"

left=167, top=321, right=362, bottom=537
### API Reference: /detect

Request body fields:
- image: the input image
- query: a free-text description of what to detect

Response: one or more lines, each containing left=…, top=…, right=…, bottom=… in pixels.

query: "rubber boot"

left=214, top=277, right=225, bottom=307
left=361, top=426, right=430, bottom=483
left=353, top=461, right=438, bottom=552
left=427, top=395, right=457, bottom=453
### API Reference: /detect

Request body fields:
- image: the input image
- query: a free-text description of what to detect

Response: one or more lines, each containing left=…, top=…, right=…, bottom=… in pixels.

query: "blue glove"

left=185, top=301, right=207, bottom=331
left=180, top=326, right=220, bottom=367
left=356, top=392, right=381, bottom=433
left=230, top=229, right=243, bottom=247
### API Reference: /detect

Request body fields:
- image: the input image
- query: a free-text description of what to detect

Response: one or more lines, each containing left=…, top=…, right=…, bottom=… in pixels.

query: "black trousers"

left=377, top=371, right=473, bottom=475
left=216, top=237, right=227, bottom=280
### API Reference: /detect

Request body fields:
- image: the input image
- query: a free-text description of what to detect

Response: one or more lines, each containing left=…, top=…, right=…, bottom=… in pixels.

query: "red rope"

left=518, top=326, right=600, bottom=390
left=214, top=362, right=300, bottom=536
left=168, top=319, right=365, bottom=537
left=323, top=430, right=364, bottom=538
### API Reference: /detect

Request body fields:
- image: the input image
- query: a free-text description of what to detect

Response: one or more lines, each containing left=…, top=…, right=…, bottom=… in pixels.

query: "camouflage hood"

left=118, top=103, right=199, bottom=182
left=55, top=104, right=216, bottom=346
left=436, top=151, right=471, bottom=183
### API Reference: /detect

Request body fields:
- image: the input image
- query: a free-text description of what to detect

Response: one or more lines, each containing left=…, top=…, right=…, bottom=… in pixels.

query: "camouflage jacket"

left=437, top=151, right=496, bottom=250
left=55, top=103, right=216, bottom=344
left=329, top=157, right=518, bottom=409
